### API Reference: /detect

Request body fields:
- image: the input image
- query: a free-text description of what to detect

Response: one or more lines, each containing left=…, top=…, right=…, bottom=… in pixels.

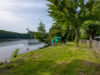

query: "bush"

left=11, top=49, right=19, bottom=59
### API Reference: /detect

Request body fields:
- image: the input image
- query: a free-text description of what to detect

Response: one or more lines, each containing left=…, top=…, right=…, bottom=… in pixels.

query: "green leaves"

left=81, top=20, right=100, bottom=39
left=38, top=21, right=46, bottom=33
left=47, top=0, right=100, bottom=46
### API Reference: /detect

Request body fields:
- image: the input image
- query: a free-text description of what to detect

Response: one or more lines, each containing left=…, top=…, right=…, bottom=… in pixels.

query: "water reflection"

left=0, top=39, right=45, bottom=61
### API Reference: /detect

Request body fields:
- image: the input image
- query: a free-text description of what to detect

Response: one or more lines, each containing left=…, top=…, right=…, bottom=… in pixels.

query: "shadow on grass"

left=0, top=59, right=100, bottom=75
left=53, top=59, right=100, bottom=75
left=0, top=60, right=55, bottom=75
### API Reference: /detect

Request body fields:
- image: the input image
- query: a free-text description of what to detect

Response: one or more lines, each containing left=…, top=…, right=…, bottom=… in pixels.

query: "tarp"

left=51, top=37, right=62, bottom=43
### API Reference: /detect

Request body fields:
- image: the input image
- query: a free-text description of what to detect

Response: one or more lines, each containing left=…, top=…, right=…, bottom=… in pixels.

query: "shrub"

left=11, top=49, right=19, bottom=59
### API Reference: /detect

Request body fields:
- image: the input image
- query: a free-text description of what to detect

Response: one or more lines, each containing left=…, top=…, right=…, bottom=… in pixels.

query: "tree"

left=82, top=20, right=100, bottom=47
left=26, top=28, right=34, bottom=38
left=47, top=0, right=83, bottom=47
left=47, top=0, right=100, bottom=47
left=0, top=30, right=32, bottom=39
left=38, top=21, right=46, bottom=33
left=49, top=23, right=75, bottom=43
left=35, top=21, right=50, bottom=45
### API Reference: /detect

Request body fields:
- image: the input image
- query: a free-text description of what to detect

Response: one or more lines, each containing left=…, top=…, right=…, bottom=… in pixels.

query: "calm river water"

left=0, top=39, right=45, bottom=62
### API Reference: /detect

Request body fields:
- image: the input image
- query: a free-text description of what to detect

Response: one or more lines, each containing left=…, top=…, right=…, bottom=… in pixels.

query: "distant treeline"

left=0, top=30, right=34, bottom=39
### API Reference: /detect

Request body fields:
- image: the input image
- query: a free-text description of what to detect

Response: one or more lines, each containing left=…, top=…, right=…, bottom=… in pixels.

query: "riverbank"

left=0, top=42, right=100, bottom=75
left=0, top=39, right=45, bottom=61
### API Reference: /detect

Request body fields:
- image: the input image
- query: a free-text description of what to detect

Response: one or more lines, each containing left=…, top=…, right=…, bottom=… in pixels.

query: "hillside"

left=0, top=42, right=100, bottom=75
left=0, top=30, right=34, bottom=39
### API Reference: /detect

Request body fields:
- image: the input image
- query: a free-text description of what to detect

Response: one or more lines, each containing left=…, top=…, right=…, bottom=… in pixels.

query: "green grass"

left=0, top=42, right=100, bottom=75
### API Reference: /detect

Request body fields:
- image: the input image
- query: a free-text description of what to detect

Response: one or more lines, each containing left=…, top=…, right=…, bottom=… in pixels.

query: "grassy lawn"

left=0, top=42, right=100, bottom=75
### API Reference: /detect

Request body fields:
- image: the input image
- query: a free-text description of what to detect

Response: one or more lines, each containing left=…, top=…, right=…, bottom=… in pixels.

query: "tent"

left=51, top=37, right=62, bottom=44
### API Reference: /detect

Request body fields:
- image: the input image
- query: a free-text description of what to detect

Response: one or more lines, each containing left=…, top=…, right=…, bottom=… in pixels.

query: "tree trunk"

left=88, top=30, right=93, bottom=48
left=62, top=31, right=68, bottom=43
left=75, top=28, right=79, bottom=47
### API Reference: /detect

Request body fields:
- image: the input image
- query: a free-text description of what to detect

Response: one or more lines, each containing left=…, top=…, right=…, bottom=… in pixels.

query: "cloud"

left=0, top=0, right=47, bottom=10
left=0, top=0, right=53, bottom=33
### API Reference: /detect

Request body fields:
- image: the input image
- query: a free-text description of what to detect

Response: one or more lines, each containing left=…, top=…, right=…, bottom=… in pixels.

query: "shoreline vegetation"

left=0, top=44, right=49, bottom=63
left=0, top=42, right=100, bottom=75
left=0, top=30, right=34, bottom=39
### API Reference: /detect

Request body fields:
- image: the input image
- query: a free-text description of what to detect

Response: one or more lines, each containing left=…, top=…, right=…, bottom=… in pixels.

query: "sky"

left=0, top=0, right=53, bottom=33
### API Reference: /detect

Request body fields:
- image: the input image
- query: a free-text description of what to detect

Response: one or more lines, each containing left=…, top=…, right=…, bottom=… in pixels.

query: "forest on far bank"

left=0, top=30, right=34, bottom=39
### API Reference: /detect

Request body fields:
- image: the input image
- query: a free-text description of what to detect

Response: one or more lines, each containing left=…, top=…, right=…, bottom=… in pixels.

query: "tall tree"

left=35, top=21, right=50, bottom=45
left=38, top=21, right=46, bottom=33
left=47, top=0, right=82, bottom=47
left=82, top=20, right=100, bottom=47
left=47, top=0, right=100, bottom=47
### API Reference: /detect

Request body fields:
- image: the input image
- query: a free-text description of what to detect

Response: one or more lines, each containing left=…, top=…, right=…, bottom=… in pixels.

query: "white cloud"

left=0, top=0, right=47, bottom=9
left=0, top=11, right=20, bottom=21
left=0, top=0, right=53, bottom=33
left=0, top=0, right=47, bottom=21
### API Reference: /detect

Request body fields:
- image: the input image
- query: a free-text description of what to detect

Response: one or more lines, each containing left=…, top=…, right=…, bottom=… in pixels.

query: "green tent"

left=51, top=37, right=62, bottom=44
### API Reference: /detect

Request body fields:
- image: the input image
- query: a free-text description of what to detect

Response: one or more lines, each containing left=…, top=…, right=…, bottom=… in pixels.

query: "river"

left=0, top=39, right=45, bottom=62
